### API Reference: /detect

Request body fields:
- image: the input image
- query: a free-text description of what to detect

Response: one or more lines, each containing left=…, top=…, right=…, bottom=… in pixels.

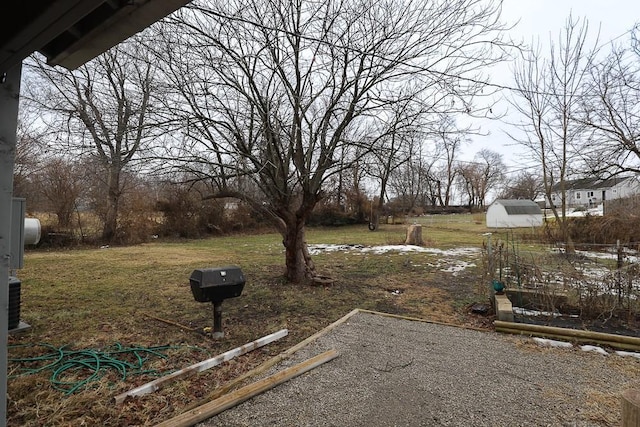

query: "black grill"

left=189, top=266, right=245, bottom=338
left=189, top=267, right=245, bottom=303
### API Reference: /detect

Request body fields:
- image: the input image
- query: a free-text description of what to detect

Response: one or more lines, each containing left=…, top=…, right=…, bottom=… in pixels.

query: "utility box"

left=10, top=198, right=41, bottom=270
left=8, top=277, right=20, bottom=330
left=8, top=198, right=40, bottom=334
left=10, top=198, right=26, bottom=270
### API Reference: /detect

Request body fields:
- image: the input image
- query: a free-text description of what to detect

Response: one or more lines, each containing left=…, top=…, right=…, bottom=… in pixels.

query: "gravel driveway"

left=196, top=310, right=639, bottom=426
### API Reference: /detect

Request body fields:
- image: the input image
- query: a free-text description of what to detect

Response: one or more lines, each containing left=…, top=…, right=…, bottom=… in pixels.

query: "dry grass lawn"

left=4, top=215, right=587, bottom=426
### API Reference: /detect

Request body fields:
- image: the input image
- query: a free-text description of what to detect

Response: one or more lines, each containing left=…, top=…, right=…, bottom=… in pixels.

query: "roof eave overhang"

left=0, top=0, right=191, bottom=74
left=0, top=0, right=104, bottom=73
left=46, top=0, right=190, bottom=70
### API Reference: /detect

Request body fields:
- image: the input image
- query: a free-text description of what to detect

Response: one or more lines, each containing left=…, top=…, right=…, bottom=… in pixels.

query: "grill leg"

left=212, top=301, right=224, bottom=339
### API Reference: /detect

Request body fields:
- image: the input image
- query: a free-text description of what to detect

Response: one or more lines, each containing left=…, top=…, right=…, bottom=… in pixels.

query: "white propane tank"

left=24, top=218, right=41, bottom=245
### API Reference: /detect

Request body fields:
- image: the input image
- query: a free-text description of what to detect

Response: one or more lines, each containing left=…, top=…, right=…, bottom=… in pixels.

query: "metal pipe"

left=212, top=301, right=224, bottom=339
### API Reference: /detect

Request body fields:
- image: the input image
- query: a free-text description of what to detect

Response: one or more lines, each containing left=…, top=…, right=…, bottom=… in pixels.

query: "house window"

left=587, top=191, right=594, bottom=197
left=575, top=192, right=581, bottom=199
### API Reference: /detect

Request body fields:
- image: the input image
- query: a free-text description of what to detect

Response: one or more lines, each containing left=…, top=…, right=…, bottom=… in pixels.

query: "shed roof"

left=492, top=199, right=542, bottom=215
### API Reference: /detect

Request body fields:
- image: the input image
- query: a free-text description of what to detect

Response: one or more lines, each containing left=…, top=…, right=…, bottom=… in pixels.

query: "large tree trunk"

left=57, top=206, right=73, bottom=228
left=204, top=190, right=318, bottom=284
left=102, top=166, right=121, bottom=242
left=282, top=217, right=315, bottom=283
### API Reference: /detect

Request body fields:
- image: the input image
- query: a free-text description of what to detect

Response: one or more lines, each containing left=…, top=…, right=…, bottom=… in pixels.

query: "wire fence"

left=483, top=234, right=640, bottom=327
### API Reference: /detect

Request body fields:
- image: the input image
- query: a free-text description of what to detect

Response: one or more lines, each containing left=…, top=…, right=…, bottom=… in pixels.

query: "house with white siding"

left=547, top=176, right=640, bottom=209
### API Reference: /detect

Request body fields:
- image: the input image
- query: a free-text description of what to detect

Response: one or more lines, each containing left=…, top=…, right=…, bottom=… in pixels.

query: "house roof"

left=491, top=199, right=542, bottom=215
left=551, top=176, right=636, bottom=192
left=596, top=176, right=635, bottom=189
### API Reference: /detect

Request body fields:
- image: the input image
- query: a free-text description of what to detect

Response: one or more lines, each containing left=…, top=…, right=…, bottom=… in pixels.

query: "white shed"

left=486, top=199, right=543, bottom=228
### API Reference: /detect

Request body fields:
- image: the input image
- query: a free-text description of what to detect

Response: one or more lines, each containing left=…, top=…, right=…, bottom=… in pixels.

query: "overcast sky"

left=466, top=0, right=640, bottom=172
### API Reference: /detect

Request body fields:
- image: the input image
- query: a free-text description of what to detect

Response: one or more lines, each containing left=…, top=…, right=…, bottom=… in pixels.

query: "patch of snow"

left=513, top=307, right=574, bottom=318
left=307, top=244, right=480, bottom=257
left=574, top=249, right=639, bottom=264
left=580, top=345, right=609, bottom=356
left=539, top=246, right=640, bottom=295
left=533, top=337, right=573, bottom=348
left=307, top=244, right=364, bottom=254
left=440, top=261, right=476, bottom=275
left=307, top=244, right=480, bottom=275
left=546, top=205, right=604, bottom=218
left=532, top=340, right=640, bottom=358
left=615, top=350, right=640, bottom=359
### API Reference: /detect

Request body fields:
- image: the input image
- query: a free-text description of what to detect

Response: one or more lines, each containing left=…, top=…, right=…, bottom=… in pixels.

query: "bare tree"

left=499, top=170, right=542, bottom=200
left=432, top=115, right=470, bottom=207
left=22, top=37, right=164, bottom=242
left=13, top=121, right=43, bottom=201
left=390, top=146, right=443, bottom=211
left=320, top=143, right=370, bottom=222
left=456, top=149, right=504, bottom=209
left=388, top=153, right=422, bottom=215
left=366, top=99, right=429, bottom=228
left=33, top=157, right=84, bottom=228
left=508, top=14, right=597, bottom=250
left=457, top=162, right=481, bottom=208
left=474, top=148, right=506, bottom=206
left=579, top=27, right=640, bottom=176
left=155, top=0, right=511, bottom=283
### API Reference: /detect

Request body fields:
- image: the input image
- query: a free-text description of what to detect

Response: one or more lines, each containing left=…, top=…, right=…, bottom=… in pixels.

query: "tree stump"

left=405, top=224, right=424, bottom=246
left=622, top=389, right=640, bottom=426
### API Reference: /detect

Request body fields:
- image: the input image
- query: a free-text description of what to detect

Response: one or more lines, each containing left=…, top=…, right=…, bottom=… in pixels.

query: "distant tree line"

left=18, top=2, right=639, bottom=280
left=15, top=0, right=518, bottom=285
left=509, top=15, right=640, bottom=251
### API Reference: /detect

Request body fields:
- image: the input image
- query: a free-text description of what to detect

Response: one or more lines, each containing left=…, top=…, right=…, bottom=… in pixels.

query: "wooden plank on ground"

left=183, top=308, right=361, bottom=409
left=494, top=320, right=640, bottom=351
left=154, top=348, right=339, bottom=427
left=114, top=329, right=288, bottom=404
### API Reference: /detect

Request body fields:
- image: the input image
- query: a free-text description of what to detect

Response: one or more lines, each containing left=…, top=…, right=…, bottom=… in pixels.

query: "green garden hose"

left=8, top=342, right=203, bottom=395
